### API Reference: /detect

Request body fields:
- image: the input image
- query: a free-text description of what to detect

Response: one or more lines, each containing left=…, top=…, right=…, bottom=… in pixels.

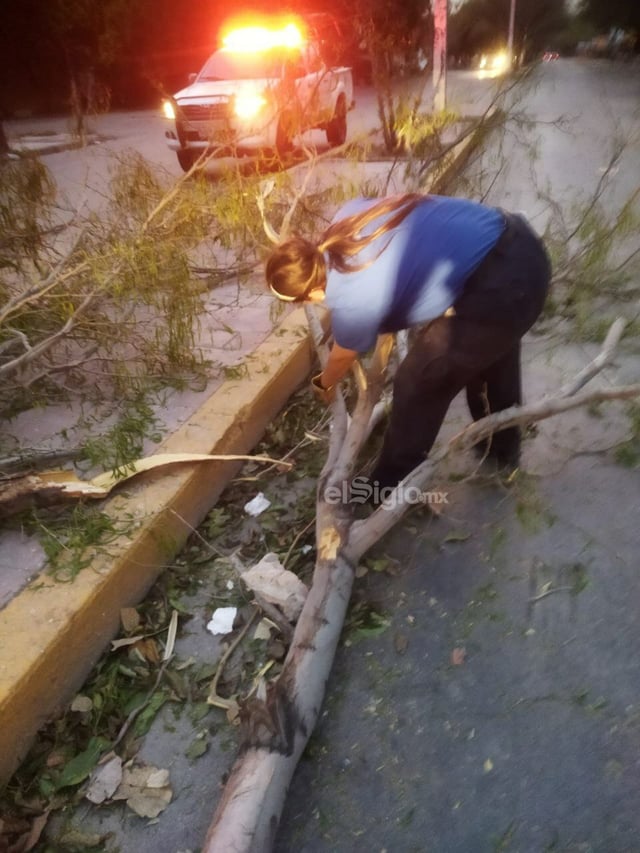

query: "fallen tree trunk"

left=203, top=504, right=354, bottom=850
left=202, top=318, right=639, bottom=852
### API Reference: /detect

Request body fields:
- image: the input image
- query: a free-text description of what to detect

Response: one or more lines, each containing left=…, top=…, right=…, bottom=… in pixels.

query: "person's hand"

left=311, top=373, right=335, bottom=404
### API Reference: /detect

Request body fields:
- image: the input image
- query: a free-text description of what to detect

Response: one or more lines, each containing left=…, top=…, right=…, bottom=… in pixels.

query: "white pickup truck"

left=162, top=23, right=355, bottom=171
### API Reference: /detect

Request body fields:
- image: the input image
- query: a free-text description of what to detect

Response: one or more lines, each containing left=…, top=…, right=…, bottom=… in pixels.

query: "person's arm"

left=320, top=342, right=358, bottom=389
left=310, top=342, right=359, bottom=404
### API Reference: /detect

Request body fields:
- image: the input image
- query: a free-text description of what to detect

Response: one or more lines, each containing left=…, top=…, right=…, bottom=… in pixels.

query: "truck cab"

left=162, top=21, right=354, bottom=171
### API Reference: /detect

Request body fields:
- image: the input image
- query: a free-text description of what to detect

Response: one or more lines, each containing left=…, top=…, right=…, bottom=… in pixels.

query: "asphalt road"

left=275, top=58, right=640, bottom=853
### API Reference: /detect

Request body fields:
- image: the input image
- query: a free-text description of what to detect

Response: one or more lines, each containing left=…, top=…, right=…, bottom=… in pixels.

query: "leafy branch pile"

left=0, top=153, right=277, bottom=424
left=542, top=151, right=640, bottom=340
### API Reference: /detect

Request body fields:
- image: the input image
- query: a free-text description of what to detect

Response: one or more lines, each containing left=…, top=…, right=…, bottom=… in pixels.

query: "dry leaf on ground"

left=111, top=764, right=172, bottom=818
left=451, top=647, right=466, bottom=665
left=85, top=755, right=123, bottom=804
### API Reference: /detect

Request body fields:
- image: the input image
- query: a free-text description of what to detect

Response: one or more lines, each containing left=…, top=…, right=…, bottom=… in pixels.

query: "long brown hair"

left=266, top=193, right=427, bottom=302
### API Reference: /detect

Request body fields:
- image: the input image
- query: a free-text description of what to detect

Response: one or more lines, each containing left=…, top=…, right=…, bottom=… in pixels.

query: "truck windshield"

left=197, top=49, right=286, bottom=81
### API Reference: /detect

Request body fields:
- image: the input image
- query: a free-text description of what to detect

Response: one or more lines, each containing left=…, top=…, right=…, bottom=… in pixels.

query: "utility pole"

left=507, top=0, right=516, bottom=67
left=432, top=0, right=447, bottom=112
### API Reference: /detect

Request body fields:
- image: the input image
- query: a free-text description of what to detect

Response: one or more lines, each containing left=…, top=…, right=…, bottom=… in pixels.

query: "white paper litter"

left=243, top=492, right=271, bottom=516
left=241, top=553, right=308, bottom=622
left=206, top=606, right=237, bottom=635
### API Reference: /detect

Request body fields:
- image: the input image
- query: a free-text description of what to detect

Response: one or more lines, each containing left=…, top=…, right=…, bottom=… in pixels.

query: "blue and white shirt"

left=323, top=195, right=505, bottom=352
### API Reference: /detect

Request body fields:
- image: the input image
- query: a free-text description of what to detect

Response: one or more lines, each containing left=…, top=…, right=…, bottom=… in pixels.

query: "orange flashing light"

left=221, top=22, right=304, bottom=52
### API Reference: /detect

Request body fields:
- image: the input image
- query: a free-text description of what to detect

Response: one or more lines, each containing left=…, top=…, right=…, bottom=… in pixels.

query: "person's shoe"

left=471, top=437, right=519, bottom=473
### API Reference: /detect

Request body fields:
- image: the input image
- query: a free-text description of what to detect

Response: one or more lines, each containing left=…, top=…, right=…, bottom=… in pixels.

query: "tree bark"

left=203, top=515, right=354, bottom=851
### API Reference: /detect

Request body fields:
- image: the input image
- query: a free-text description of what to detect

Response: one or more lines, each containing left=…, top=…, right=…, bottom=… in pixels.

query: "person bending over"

left=266, top=192, right=551, bottom=489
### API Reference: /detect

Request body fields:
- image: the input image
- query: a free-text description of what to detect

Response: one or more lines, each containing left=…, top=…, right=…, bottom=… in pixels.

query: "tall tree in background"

left=335, top=0, right=432, bottom=151
left=0, top=0, right=226, bottom=116
left=579, top=0, right=640, bottom=31
left=48, top=0, right=154, bottom=134
left=449, top=0, right=568, bottom=62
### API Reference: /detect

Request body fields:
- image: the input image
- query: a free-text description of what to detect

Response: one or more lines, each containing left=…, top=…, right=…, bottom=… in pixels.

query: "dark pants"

left=372, top=213, right=551, bottom=488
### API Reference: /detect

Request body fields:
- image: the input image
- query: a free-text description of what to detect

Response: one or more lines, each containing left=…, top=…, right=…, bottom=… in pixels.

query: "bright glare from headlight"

left=491, top=51, right=508, bottom=71
left=162, top=100, right=176, bottom=120
left=234, top=92, right=267, bottom=119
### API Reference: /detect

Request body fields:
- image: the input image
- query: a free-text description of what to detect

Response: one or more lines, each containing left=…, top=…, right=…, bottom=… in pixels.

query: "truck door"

left=297, top=42, right=334, bottom=127
left=281, top=47, right=308, bottom=133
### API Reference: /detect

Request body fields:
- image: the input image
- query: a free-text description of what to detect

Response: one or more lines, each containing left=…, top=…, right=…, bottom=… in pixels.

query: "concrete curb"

left=0, top=308, right=315, bottom=786
left=0, top=108, right=495, bottom=788
left=8, top=133, right=100, bottom=157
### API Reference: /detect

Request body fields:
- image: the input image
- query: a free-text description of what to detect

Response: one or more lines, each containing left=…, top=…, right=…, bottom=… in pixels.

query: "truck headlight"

left=234, top=93, right=267, bottom=120
left=162, top=99, right=176, bottom=121
left=491, top=51, right=508, bottom=71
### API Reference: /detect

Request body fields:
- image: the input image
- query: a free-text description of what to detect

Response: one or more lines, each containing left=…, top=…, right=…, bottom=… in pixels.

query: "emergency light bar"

left=221, top=22, right=304, bottom=52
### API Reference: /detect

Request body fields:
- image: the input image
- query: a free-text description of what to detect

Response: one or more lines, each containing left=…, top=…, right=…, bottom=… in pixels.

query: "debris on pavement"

left=111, top=764, right=173, bottom=818
left=243, top=492, right=271, bottom=516
left=241, top=552, right=308, bottom=621
left=85, top=755, right=123, bottom=805
left=206, top=607, right=238, bottom=636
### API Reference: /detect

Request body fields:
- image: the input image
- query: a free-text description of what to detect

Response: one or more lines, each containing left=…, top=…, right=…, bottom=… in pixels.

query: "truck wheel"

left=326, top=96, right=347, bottom=147
left=276, top=114, right=294, bottom=156
left=176, top=149, right=196, bottom=172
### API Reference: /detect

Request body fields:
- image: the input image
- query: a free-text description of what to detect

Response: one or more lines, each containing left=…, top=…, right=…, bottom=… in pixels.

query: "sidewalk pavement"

left=7, top=131, right=99, bottom=157
left=0, top=115, right=489, bottom=787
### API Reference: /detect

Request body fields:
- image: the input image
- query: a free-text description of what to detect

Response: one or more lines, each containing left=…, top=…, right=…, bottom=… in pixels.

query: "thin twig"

left=207, top=609, right=259, bottom=709
left=111, top=657, right=172, bottom=750
left=282, top=517, right=316, bottom=568
left=529, top=586, right=573, bottom=603
left=558, top=317, right=626, bottom=397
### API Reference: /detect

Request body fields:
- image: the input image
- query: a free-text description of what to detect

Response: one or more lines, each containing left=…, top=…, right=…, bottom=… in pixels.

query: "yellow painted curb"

left=0, top=307, right=315, bottom=787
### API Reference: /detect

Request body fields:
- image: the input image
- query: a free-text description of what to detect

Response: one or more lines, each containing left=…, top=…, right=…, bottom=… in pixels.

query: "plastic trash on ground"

left=243, top=492, right=271, bottom=516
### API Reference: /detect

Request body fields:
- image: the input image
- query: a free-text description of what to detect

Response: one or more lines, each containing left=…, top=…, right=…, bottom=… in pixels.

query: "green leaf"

left=132, top=692, right=168, bottom=737
left=56, top=736, right=110, bottom=789
left=351, top=611, right=391, bottom=641
left=189, top=701, right=212, bottom=723
left=366, top=557, right=390, bottom=573
left=443, top=529, right=471, bottom=543
left=185, top=736, right=209, bottom=760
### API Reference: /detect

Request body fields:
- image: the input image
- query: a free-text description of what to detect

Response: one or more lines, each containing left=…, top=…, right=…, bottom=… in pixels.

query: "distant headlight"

left=491, top=51, right=508, bottom=71
left=234, top=92, right=268, bottom=120
left=162, top=100, right=176, bottom=121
